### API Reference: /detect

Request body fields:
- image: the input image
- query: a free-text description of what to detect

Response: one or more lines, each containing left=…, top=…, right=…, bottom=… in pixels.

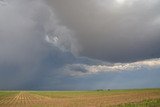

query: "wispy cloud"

left=63, top=58, right=160, bottom=76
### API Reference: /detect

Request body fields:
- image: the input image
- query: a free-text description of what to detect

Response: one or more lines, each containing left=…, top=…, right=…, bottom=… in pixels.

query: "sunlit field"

left=0, top=88, right=160, bottom=107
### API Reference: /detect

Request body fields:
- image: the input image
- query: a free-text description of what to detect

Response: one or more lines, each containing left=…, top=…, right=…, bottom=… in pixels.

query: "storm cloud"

left=0, top=0, right=160, bottom=90
left=0, top=0, right=77, bottom=89
left=47, top=0, right=160, bottom=62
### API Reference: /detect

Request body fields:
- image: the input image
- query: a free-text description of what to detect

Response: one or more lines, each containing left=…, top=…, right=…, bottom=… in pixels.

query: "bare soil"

left=0, top=90, right=160, bottom=107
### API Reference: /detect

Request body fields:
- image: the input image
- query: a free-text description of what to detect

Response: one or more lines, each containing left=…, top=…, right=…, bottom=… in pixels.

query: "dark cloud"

left=0, top=0, right=77, bottom=89
left=47, top=0, right=160, bottom=62
left=0, top=0, right=160, bottom=90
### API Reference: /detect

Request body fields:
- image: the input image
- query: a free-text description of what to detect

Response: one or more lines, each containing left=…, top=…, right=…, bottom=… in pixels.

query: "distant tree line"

left=96, top=89, right=111, bottom=91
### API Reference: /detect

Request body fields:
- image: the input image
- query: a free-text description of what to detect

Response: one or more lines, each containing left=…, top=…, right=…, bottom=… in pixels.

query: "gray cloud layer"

left=47, top=0, right=160, bottom=62
left=0, top=0, right=77, bottom=89
left=0, top=0, right=160, bottom=90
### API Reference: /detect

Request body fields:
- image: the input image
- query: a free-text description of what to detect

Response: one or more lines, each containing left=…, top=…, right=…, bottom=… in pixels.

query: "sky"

left=0, top=0, right=160, bottom=90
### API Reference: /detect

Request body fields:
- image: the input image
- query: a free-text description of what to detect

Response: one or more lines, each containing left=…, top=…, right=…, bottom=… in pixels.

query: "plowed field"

left=0, top=89, right=160, bottom=107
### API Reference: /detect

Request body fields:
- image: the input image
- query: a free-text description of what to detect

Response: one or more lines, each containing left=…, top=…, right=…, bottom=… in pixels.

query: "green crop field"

left=0, top=88, right=160, bottom=107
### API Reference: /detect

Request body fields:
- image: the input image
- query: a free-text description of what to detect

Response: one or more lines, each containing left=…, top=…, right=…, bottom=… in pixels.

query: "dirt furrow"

left=0, top=91, right=55, bottom=107
left=1, top=90, right=160, bottom=107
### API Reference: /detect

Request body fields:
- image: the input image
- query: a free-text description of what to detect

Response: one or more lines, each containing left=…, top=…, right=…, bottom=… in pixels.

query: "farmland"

left=0, top=88, right=160, bottom=107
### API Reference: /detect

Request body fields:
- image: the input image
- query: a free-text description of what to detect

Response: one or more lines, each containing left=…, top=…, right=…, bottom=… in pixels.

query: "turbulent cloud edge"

left=63, top=58, right=160, bottom=76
